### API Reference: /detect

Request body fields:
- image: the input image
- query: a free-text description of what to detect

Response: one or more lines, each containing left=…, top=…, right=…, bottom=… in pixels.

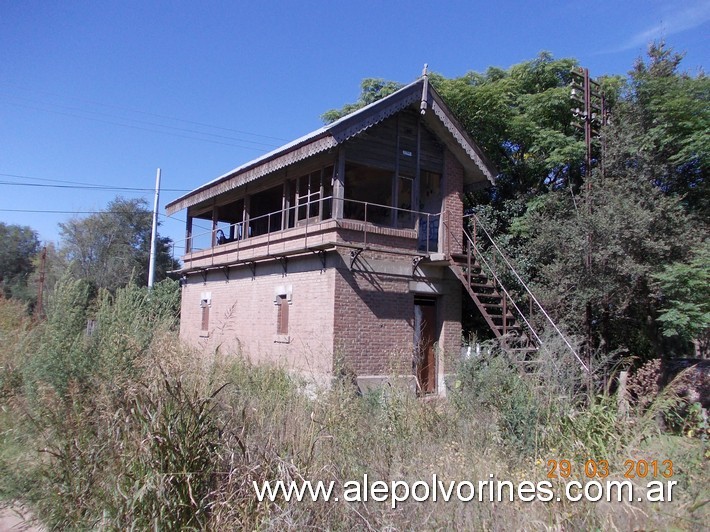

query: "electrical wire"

left=0, top=173, right=190, bottom=192
left=0, top=208, right=211, bottom=232
left=0, top=179, right=190, bottom=193
left=0, top=81, right=289, bottom=143
left=3, top=94, right=282, bottom=149
left=5, top=100, right=279, bottom=152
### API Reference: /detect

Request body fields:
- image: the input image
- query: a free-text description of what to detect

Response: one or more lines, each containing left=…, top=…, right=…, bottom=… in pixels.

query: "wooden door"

left=414, top=298, right=437, bottom=394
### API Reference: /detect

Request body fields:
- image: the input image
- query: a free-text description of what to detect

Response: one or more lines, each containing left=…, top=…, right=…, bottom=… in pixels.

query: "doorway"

left=414, top=297, right=438, bottom=394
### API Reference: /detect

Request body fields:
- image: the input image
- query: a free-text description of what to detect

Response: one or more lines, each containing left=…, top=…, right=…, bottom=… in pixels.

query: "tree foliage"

left=653, top=242, right=710, bottom=355
left=59, top=197, right=178, bottom=292
left=321, top=78, right=404, bottom=123
left=0, top=222, right=40, bottom=300
left=327, top=43, right=707, bottom=361
left=432, top=53, right=590, bottom=198
left=508, top=172, right=694, bottom=357
left=606, top=42, right=709, bottom=215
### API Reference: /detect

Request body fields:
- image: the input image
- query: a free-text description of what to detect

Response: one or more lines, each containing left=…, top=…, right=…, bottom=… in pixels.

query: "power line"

left=0, top=208, right=142, bottom=214
left=0, top=208, right=211, bottom=231
left=0, top=172, right=121, bottom=187
left=3, top=93, right=282, bottom=149
left=5, top=100, right=279, bottom=152
left=0, top=81, right=289, bottom=143
left=0, top=179, right=190, bottom=193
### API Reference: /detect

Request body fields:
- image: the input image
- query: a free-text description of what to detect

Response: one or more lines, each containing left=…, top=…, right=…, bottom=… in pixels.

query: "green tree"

left=323, top=53, right=596, bottom=199
left=508, top=172, right=694, bottom=359
left=434, top=53, right=592, bottom=199
left=653, top=242, right=710, bottom=356
left=321, top=78, right=404, bottom=123
left=0, top=222, right=40, bottom=300
left=59, top=197, right=178, bottom=292
left=606, top=42, right=709, bottom=215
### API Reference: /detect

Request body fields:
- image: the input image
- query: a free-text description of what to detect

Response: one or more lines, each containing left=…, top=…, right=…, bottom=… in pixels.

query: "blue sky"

left=1, top=0, right=708, bottom=255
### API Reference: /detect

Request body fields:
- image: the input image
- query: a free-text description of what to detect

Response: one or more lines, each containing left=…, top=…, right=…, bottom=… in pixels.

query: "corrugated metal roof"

left=165, top=77, right=496, bottom=215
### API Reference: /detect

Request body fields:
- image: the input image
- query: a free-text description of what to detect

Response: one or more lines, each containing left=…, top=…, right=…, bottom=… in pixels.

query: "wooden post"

left=185, top=215, right=193, bottom=253
left=211, top=205, right=218, bottom=248
left=333, top=148, right=345, bottom=219
left=617, top=370, right=629, bottom=417
left=35, top=246, right=46, bottom=321
left=243, top=194, right=251, bottom=240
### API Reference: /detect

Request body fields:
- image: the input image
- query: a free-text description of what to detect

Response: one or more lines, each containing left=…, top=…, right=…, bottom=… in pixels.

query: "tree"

left=59, top=197, right=178, bottom=292
left=434, top=53, right=593, bottom=199
left=0, top=222, right=40, bottom=300
left=606, top=42, right=709, bottom=216
left=507, top=171, right=694, bottom=359
left=326, top=45, right=707, bottom=362
left=653, top=242, right=710, bottom=357
left=323, top=53, right=593, bottom=200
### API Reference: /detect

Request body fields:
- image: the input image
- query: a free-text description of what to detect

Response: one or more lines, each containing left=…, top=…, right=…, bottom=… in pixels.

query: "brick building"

left=166, top=73, right=496, bottom=395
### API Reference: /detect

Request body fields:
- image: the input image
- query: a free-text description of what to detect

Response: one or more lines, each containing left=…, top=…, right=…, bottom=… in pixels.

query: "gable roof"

left=166, top=76, right=497, bottom=215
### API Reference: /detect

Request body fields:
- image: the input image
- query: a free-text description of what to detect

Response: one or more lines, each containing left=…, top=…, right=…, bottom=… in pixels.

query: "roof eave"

left=425, top=88, right=497, bottom=187
left=165, top=80, right=427, bottom=216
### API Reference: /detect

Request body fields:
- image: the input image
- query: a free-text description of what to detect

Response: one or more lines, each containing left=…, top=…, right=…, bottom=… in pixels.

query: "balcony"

left=173, top=196, right=443, bottom=271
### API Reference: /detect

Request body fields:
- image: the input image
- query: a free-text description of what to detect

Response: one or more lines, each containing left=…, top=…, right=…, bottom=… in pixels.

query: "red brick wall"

left=333, top=249, right=414, bottom=376
left=179, top=255, right=335, bottom=381
left=332, top=249, right=463, bottom=391
left=442, top=149, right=464, bottom=255
left=180, top=247, right=463, bottom=394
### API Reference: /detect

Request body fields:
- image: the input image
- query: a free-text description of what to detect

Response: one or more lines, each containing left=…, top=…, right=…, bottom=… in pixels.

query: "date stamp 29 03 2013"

left=546, top=459, right=673, bottom=480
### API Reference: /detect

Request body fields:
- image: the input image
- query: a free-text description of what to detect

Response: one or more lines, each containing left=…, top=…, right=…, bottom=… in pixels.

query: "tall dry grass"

left=0, top=282, right=707, bottom=530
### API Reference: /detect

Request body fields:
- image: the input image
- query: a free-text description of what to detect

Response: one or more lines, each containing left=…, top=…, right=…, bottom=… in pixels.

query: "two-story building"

left=165, top=73, right=496, bottom=395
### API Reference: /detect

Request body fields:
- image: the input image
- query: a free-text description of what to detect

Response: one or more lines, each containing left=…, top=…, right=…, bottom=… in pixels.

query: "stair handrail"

left=467, top=232, right=544, bottom=346
left=442, top=215, right=543, bottom=349
left=463, top=212, right=589, bottom=373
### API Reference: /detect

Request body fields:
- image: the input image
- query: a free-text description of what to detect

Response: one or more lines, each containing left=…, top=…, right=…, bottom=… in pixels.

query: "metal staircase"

left=449, top=252, right=536, bottom=354
left=445, top=213, right=589, bottom=373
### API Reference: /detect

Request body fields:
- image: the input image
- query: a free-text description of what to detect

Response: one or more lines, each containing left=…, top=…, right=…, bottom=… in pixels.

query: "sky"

left=1, top=0, right=708, bottom=257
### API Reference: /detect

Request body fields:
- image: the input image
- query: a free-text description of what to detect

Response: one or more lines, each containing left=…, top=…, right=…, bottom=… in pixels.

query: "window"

left=296, top=170, right=323, bottom=223
left=274, top=285, right=292, bottom=343
left=200, top=293, right=211, bottom=337
left=344, top=164, right=392, bottom=225
left=276, top=294, right=289, bottom=335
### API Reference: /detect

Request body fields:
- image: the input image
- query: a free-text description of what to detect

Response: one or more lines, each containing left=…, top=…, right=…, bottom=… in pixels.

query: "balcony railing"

left=171, top=196, right=443, bottom=263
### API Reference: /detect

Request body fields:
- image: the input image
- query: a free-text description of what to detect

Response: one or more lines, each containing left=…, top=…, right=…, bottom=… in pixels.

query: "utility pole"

left=148, top=168, right=161, bottom=289
left=570, top=67, right=607, bottom=180
left=35, top=246, right=47, bottom=321
left=570, top=67, right=608, bottom=371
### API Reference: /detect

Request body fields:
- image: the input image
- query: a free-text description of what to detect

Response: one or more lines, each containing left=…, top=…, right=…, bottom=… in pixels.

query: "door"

left=414, top=297, right=437, bottom=394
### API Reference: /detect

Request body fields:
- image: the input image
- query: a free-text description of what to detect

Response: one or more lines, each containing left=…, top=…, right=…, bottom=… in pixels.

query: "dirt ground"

left=0, top=504, right=41, bottom=531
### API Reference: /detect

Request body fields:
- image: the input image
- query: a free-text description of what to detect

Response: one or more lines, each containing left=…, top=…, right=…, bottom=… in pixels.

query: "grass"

left=0, top=285, right=707, bottom=530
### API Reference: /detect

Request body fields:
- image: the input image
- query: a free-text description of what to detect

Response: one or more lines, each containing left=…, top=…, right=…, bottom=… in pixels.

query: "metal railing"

left=446, top=212, right=588, bottom=372
left=170, top=195, right=443, bottom=262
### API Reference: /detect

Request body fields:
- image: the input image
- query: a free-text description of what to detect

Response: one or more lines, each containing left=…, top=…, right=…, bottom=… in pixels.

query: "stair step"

left=489, top=314, right=517, bottom=321
left=474, top=293, right=502, bottom=301
left=450, top=257, right=543, bottom=353
left=470, top=282, right=495, bottom=290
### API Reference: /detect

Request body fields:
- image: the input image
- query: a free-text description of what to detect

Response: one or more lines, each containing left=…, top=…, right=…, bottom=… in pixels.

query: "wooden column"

left=211, top=205, right=218, bottom=247
left=185, top=215, right=193, bottom=253
left=332, top=148, right=345, bottom=219
left=243, top=194, right=251, bottom=239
